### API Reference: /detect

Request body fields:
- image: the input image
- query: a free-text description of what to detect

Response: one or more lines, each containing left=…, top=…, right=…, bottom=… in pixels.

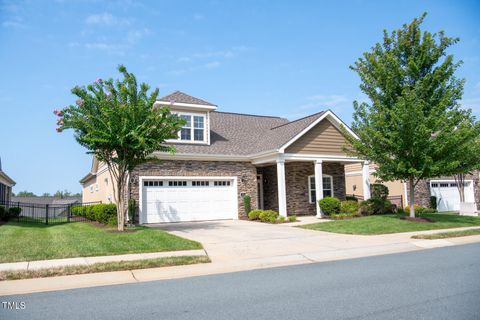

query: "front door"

left=257, top=174, right=264, bottom=209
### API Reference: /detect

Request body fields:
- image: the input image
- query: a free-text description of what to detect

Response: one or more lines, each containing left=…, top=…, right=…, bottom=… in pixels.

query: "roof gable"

left=157, top=91, right=216, bottom=106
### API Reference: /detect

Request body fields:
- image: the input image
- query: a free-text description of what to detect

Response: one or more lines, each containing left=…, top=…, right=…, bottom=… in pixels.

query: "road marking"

left=411, top=239, right=454, bottom=248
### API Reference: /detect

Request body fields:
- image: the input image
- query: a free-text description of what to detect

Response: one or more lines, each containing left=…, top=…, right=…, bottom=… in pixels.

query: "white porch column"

left=314, top=160, right=324, bottom=218
left=362, top=161, right=371, bottom=200
left=276, top=159, right=287, bottom=217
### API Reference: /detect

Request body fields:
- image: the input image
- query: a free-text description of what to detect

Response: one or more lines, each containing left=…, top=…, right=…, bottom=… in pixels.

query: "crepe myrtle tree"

left=55, top=65, right=185, bottom=231
left=344, top=13, right=475, bottom=218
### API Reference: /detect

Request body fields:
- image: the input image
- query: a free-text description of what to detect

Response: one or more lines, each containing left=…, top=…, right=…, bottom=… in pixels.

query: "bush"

left=360, top=198, right=393, bottom=215
left=430, top=196, right=437, bottom=210
left=345, top=195, right=358, bottom=201
left=330, top=213, right=359, bottom=220
left=248, top=209, right=263, bottom=220
left=371, top=183, right=389, bottom=199
left=0, top=206, right=8, bottom=221
left=340, top=200, right=360, bottom=215
left=243, top=195, right=251, bottom=216
left=71, top=204, right=117, bottom=225
left=277, top=216, right=286, bottom=223
left=318, top=197, right=341, bottom=215
left=405, top=205, right=436, bottom=215
left=128, top=199, right=136, bottom=224
left=259, top=210, right=279, bottom=223
left=8, top=207, right=21, bottom=218
left=288, top=215, right=297, bottom=222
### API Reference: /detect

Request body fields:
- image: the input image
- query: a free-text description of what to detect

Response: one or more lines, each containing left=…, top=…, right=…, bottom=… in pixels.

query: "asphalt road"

left=1, top=243, right=480, bottom=320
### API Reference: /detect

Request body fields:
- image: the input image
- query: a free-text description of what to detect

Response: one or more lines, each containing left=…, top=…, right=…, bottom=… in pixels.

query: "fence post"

left=45, top=204, right=49, bottom=225
left=67, top=204, right=71, bottom=223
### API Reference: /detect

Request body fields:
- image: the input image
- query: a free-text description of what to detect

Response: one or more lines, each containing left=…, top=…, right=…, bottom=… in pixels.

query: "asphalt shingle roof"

left=167, top=110, right=326, bottom=156
left=158, top=91, right=216, bottom=106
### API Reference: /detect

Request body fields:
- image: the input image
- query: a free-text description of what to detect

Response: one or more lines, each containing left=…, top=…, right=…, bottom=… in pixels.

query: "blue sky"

left=1, top=0, right=479, bottom=195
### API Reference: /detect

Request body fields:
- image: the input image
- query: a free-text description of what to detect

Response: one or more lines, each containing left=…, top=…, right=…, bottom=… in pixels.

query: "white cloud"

left=85, top=13, right=131, bottom=26
left=126, top=28, right=151, bottom=44
left=193, top=13, right=205, bottom=20
left=177, top=57, right=192, bottom=62
left=2, top=20, right=26, bottom=28
left=301, top=94, right=349, bottom=110
left=205, top=61, right=221, bottom=69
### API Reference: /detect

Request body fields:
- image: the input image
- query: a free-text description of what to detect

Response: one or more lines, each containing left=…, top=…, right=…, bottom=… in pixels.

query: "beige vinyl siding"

left=81, top=166, right=116, bottom=204
left=285, top=119, right=350, bottom=155
left=345, top=163, right=362, bottom=173
left=345, top=173, right=404, bottom=199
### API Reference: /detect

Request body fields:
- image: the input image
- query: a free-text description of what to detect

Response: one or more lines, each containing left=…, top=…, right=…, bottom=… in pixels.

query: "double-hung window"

left=179, top=114, right=205, bottom=142
left=308, top=175, right=334, bottom=203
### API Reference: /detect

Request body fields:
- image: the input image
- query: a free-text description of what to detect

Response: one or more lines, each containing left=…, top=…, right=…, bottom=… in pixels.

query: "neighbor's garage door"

left=141, top=178, right=237, bottom=223
left=430, top=180, right=474, bottom=212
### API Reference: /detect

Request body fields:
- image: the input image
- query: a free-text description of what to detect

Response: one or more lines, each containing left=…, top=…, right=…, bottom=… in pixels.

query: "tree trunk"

left=409, top=177, right=415, bottom=218
left=116, top=175, right=125, bottom=231
left=454, top=173, right=465, bottom=203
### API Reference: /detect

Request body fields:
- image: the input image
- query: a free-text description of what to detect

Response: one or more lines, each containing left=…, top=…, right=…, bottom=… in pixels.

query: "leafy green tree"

left=345, top=13, right=478, bottom=217
left=41, top=192, right=51, bottom=197
left=53, top=190, right=72, bottom=198
left=15, top=191, right=37, bottom=197
left=56, top=65, right=185, bottom=231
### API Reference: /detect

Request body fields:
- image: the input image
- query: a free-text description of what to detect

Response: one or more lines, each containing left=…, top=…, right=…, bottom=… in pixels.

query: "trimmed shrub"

left=259, top=210, right=279, bottom=223
left=0, top=206, right=8, bottom=221
left=248, top=209, right=263, bottom=220
left=405, top=205, right=436, bottom=215
left=318, top=197, right=341, bottom=215
left=288, top=215, right=297, bottom=222
left=360, top=198, right=393, bottom=215
left=128, top=199, right=136, bottom=224
left=340, top=200, right=360, bottom=215
left=371, top=183, right=389, bottom=199
left=8, top=207, right=21, bottom=218
left=429, top=196, right=437, bottom=210
left=71, top=204, right=117, bottom=225
left=277, top=216, right=286, bottom=223
left=330, top=213, right=359, bottom=220
left=345, top=195, right=358, bottom=201
left=243, top=195, right=251, bottom=216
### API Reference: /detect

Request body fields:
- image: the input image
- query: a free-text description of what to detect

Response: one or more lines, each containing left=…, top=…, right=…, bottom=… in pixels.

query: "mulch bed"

left=400, top=216, right=434, bottom=223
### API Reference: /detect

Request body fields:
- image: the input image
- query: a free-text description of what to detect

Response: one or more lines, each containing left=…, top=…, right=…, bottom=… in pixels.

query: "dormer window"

left=179, top=113, right=205, bottom=142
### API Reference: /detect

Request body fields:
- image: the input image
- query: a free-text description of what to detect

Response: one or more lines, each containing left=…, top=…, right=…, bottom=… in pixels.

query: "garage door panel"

left=430, top=180, right=474, bottom=212
left=141, top=179, right=237, bottom=223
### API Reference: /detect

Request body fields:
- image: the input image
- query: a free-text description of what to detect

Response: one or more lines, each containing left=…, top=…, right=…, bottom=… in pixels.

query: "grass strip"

left=0, top=255, right=210, bottom=281
left=411, top=228, right=480, bottom=240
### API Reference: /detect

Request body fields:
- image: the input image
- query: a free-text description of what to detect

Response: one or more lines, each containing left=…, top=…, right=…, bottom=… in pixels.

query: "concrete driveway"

left=151, top=217, right=477, bottom=267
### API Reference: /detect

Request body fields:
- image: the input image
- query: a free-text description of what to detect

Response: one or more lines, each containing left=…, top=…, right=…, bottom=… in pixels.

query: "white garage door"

left=430, top=180, right=474, bottom=212
left=140, top=177, right=237, bottom=223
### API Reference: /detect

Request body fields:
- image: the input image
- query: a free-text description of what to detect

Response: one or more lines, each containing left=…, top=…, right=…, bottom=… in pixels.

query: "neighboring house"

left=11, top=196, right=81, bottom=219
left=81, top=91, right=372, bottom=223
left=346, top=161, right=480, bottom=212
left=11, top=196, right=81, bottom=206
left=0, top=157, right=16, bottom=203
left=80, top=159, right=116, bottom=204
left=407, top=174, right=480, bottom=213
left=345, top=163, right=406, bottom=208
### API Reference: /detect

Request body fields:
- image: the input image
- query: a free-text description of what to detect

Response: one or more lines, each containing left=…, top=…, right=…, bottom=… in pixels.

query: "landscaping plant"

left=340, top=200, right=360, bottom=215
left=248, top=209, right=263, bottom=220
left=243, top=195, right=252, bottom=215
left=258, top=210, right=279, bottom=223
left=318, top=197, right=341, bottom=215
left=56, top=65, right=185, bottom=231
left=344, top=13, right=480, bottom=218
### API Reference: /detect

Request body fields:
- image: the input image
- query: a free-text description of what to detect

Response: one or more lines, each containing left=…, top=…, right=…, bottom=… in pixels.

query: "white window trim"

left=166, top=111, right=207, bottom=144
left=308, top=174, right=333, bottom=204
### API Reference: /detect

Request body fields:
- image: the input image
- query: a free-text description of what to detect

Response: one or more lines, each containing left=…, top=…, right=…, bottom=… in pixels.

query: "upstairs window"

left=178, top=114, right=205, bottom=142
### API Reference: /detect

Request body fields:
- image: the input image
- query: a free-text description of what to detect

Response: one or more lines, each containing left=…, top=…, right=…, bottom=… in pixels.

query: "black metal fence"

left=346, top=194, right=404, bottom=208
left=0, top=201, right=101, bottom=225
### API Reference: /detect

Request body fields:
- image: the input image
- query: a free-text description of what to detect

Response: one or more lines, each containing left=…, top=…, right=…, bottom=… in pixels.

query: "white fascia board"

left=154, top=101, right=217, bottom=111
left=152, top=151, right=250, bottom=162
left=278, top=110, right=359, bottom=153
left=283, top=153, right=361, bottom=162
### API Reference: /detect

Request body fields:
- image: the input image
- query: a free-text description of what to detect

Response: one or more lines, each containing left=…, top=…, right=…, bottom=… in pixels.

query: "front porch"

left=255, top=158, right=371, bottom=217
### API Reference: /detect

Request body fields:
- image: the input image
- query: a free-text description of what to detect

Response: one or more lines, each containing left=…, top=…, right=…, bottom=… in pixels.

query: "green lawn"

left=300, top=213, right=480, bottom=235
left=0, top=221, right=202, bottom=263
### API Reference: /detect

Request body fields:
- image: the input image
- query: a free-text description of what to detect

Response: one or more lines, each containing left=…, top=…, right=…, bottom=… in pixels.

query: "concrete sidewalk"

left=0, top=249, right=207, bottom=272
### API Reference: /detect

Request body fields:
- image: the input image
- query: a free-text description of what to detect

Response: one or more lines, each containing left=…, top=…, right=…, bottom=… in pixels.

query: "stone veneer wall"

left=130, top=160, right=258, bottom=220
left=259, top=162, right=346, bottom=216
left=407, top=172, right=480, bottom=210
